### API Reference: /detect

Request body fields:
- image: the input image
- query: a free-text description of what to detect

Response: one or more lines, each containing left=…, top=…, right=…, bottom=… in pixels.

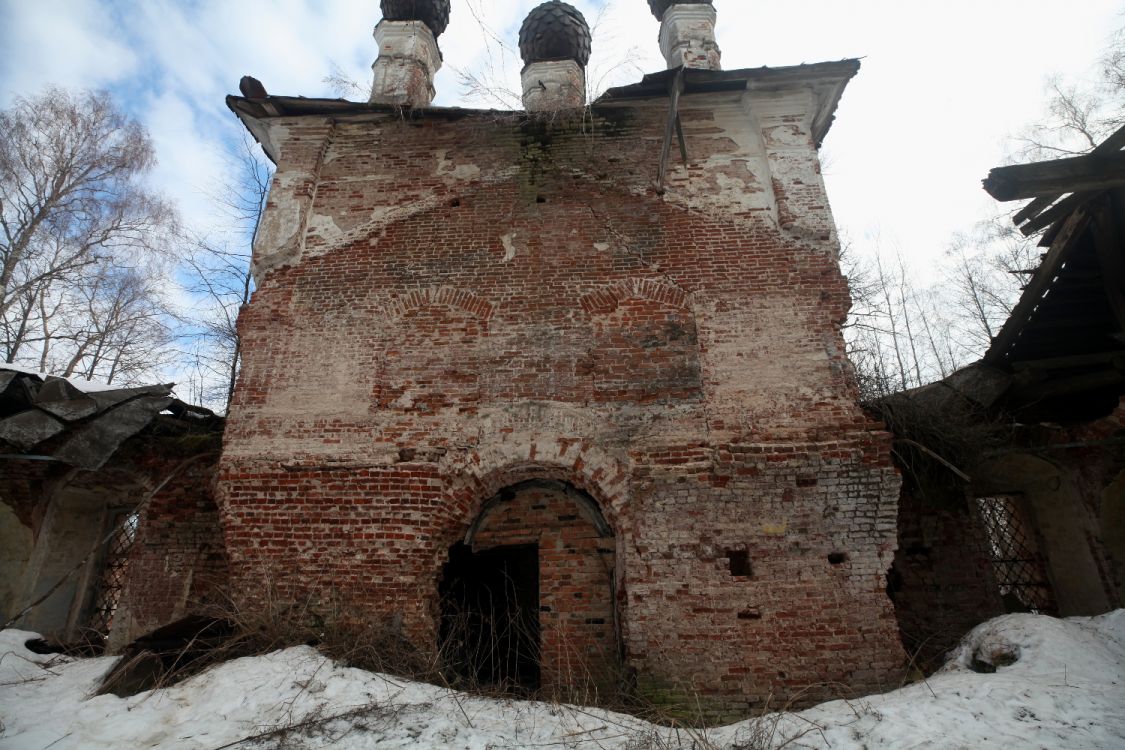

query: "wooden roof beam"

left=1091, top=194, right=1125, bottom=337
left=1019, top=190, right=1098, bottom=236
left=983, top=206, right=1093, bottom=365
left=983, top=151, right=1125, bottom=202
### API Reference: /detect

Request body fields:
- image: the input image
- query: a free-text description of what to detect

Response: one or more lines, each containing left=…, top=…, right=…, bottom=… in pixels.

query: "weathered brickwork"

left=115, top=459, right=228, bottom=645
left=222, top=64, right=907, bottom=715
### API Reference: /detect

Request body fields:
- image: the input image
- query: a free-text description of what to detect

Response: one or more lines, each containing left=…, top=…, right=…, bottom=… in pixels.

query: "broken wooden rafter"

left=984, top=206, right=1093, bottom=364
left=1093, top=123, right=1125, bottom=156
left=983, top=151, right=1125, bottom=202
left=1012, top=194, right=1059, bottom=227
left=1019, top=190, right=1098, bottom=236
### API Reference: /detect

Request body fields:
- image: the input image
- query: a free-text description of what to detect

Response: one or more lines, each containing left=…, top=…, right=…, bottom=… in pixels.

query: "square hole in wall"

left=726, top=549, right=752, bottom=577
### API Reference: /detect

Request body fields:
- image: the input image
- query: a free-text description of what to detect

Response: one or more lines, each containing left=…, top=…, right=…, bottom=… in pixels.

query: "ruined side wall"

left=889, top=401, right=1125, bottom=669
left=0, top=501, right=34, bottom=621
left=113, top=459, right=228, bottom=647
left=888, top=485, right=1003, bottom=671
left=1, top=437, right=226, bottom=645
left=221, top=91, right=904, bottom=714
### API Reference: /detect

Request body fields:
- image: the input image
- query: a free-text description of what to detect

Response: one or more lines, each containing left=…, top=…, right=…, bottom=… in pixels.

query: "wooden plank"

left=1013, top=194, right=1060, bottom=227
left=675, top=116, right=688, bottom=163
left=1017, top=315, right=1112, bottom=330
left=1039, top=218, right=1066, bottom=247
left=983, top=206, right=1093, bottom=364
left=1092, top=122, right=1125, bottom=156
left=655, top=67, right=686, bottom=195
left=1021, top=191, right=1097, bottom=236
left=983, top=151, right=1125, bottom=201
left=1011, top=351, right=1125, bottom=372
left=1012, top=370, right=1125, bottom=400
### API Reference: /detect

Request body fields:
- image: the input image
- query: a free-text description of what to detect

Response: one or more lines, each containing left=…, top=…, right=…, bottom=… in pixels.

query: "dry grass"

left=84, top=574, right=877, bottom=748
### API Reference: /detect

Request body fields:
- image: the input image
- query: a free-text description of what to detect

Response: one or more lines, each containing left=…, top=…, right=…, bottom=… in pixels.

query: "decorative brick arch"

left=579, top=278, right=702, bottom=404
left=578, top=277, right=691, bottom=316
left=439, top=438, right=630, bottom=548
left=386, top=285, right=494, bottom=321
left=374, top=286, right=494, bottom=411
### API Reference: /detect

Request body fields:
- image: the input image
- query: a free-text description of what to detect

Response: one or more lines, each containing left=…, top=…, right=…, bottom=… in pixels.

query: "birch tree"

left=0, top=88, right=175, bottom=384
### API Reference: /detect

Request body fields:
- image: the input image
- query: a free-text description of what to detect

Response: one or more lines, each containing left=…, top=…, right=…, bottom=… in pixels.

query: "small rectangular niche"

left=726, top=549, right=752, bottom=577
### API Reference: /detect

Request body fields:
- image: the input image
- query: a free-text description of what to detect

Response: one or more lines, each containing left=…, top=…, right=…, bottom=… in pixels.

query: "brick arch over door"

left=440, top=441, right=631, bottom=539
left=440, top=477, right=621, bottom=699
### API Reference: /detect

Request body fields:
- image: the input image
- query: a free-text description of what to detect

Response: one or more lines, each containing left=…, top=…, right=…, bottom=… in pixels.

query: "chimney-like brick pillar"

left=659, top=4, right=721, bottom=70
left=522, top=60, right=586, bottom=112
left=370, top=20, right=440, bottom=107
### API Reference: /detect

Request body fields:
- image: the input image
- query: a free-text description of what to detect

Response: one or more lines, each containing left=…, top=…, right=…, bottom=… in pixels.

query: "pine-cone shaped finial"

left=518, top=1, right=592, bottom=68
left=380, top=0, right=451, bottom=37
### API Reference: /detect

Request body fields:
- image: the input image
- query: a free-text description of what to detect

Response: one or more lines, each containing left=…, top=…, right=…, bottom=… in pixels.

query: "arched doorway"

left=439, top=479, right=619, bottom=699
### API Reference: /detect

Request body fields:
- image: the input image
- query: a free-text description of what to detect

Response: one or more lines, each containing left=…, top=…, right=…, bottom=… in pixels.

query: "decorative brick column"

left=370, top=20, right=440, bottom=107
left=659, top=4, right=721, bottom=70
left=522, top=60, right=586, bottom=112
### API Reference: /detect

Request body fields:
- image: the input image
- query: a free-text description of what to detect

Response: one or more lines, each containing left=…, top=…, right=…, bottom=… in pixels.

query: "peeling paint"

left=500, top=232, right=519, bottom=263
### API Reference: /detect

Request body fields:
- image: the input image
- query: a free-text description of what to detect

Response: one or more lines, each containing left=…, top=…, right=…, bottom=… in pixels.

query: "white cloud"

left=0, top=0, right=136, bottom=104
left=141, top=90, right=229, bottom=232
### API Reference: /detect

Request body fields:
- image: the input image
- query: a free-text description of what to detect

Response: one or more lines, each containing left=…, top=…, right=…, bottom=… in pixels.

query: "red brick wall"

left=221, top=93, right=906, bottom=715
left=117, top=456, right=228, bottom=642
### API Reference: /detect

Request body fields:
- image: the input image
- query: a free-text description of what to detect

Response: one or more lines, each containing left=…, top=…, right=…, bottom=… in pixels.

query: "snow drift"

left=1, top=611, right=1122, bottom=749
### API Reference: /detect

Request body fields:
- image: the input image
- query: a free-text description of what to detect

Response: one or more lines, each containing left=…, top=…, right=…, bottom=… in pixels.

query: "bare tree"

left=0, top=88, right=176, bottom=384
left=176, top=134, right=270, bottom=412
left=1012, top=29, right=1124, bottom=161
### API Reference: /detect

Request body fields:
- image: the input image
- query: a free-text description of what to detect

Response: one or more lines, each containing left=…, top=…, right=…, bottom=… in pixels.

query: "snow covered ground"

left=0, top=611, right=1122, bottom=749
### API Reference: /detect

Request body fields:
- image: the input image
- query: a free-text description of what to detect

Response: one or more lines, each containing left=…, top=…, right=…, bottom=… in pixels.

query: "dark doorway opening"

left=439, top=542, right=541, bottom=691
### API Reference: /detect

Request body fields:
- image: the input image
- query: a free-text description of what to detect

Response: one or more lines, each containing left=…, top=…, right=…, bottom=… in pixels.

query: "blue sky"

left=1, top=0, right=1121, bottom=278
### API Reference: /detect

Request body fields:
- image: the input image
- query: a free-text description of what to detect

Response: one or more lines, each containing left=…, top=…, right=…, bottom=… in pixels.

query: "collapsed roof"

left=0, top=368, right=217, bottom=471
left=980, top=124, right=1125, bottom=419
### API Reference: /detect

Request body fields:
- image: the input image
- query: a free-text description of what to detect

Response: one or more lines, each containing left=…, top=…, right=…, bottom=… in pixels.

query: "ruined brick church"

left=219, top=0, right=904, bottom=712
left=0, top=0, right=910, bottom=717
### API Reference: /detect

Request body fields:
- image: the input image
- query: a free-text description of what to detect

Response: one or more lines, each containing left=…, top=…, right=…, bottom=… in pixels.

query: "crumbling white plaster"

left=370, top=20, right=441, bottom=107
left=435, top=149, right=482, bottom=180
left=500, top=232, right=519, bottom=263
left=522, top=60, right=586, bottom=112
left=659, top=4, right=721, bottom=71
left=251, top=177, right=304, bottom=280
left=749, top=88, right=838, bottom=245
left=658, top=98, right=777, bottom=228
left=306, top=212, right=344, bottom=248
